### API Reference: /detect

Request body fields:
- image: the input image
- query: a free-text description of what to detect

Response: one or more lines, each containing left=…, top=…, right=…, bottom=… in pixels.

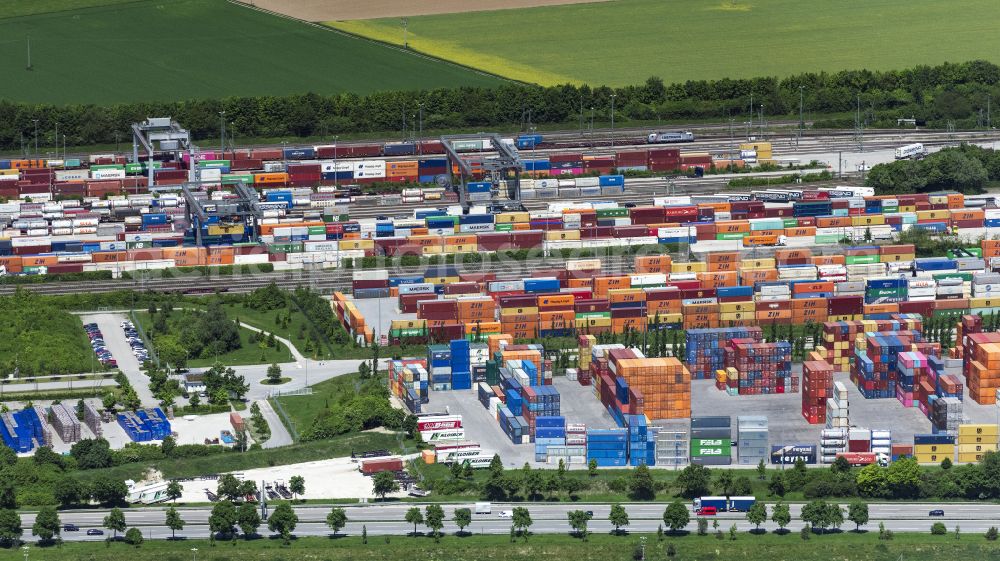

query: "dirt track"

left=234, top=0, right=613, bottom=22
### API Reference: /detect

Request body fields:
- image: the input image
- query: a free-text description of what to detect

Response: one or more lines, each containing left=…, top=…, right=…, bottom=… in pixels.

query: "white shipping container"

left=90, top=169, right=126, bottom=180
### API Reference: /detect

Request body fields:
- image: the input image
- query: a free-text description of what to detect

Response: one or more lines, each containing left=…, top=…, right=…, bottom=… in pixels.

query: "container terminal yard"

left=4, top=116, right=1000, bottom=543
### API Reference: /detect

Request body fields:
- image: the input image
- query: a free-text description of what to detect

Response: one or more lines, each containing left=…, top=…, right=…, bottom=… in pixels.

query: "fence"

left=129, top=309, right=160, bottom=369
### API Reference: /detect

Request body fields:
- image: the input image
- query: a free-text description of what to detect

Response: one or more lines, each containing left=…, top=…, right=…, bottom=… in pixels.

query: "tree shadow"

left=773, top=528, right=791, bottom=536
left=667, top=530, right=691, bottom=537
left=851, top=529, right=869, bottom=534
left=165, top=536, right=189, bottom=541
left=610, top=529, right=631, bottom=537
left=748, top=528, right=767, bottom=535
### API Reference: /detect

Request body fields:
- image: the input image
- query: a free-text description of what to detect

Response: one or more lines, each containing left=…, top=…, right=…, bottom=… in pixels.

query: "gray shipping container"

left=691, top=416, right=732, bottom=429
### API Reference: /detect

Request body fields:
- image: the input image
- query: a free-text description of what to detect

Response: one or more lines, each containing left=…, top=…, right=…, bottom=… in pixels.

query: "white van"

left=475, top=502, right=492, bottom=515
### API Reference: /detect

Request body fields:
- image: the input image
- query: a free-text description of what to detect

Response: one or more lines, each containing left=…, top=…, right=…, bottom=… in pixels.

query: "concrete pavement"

left=255, top=399, right=293, bottom=448
left=14, top=502, right=1000, bottom=541
left=79, top=313, right=156, bottom=405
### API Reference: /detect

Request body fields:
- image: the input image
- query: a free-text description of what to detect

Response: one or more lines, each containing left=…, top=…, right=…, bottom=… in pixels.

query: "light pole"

left=191, top=547, right=198, bottom=561
left=589, top=107, right=595, bottom=148
left=401, top=18, right=408, bottom=48
left=798, top=86, right=804, bottom=148
left=332, top=135, right=340, bottom=189
left=219, top=110, right=226, bottom=158
left=610, top=94, right=617, bottom=148
left=759, top=104, right=764, bottom=139
left=63, top=134, right=66, bottom=160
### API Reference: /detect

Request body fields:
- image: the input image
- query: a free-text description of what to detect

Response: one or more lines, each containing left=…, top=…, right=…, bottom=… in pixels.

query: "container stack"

left=913, top=434, right=955, bottom=464
left=864, top=278, right=907, bottom=304
left=802, top=360, right=833, bottom=424
left=723, top=340, right=795, bottom=394
left=587, top=429, right=628, bottom=467
left=686, top=327, right=763, bottom=379
left=736, top=416, right=768, bottom=465
left=450, top=339, right=473, bottom=390
left=871, top=429, right=892, bottom=459
left=848, top=428, right=872, bottom=452
left=543, top=423, right=587, bottom=465
left=963, top=332, right=1000, bottom=404
left=427, top=344, right=452, bottom=391
left=83, top=402, right=103, bottom=437
left=389, top=359, right=429, bottom=413
left=957, top=424, right=999, bottom=463
left=852, top=331, right=923, bottom=399
left=497, top=406, right=527, bottom=445
left=533, top=416, right=567, bottom=462
left=690, top=416, right=732, bottom=466
left=895, top=351, right=929, bottom=407
left=49, top=403, right=82, bottom=443
left=825, top=381, right=849, bottom=429
left=626, top=414, right=654, bottom=467
left=1, top=411, right=33, bottom=452
left=577, top=334, right=595, bottom=385
left=609, top=353, right=691, bottom=420
left=931, top=396, right=963, bottom=434
left=820, top=428, right=847, bottom=463
left=521, top=385, right=561, bottom=437
left=653, top=420, right=689, bottom=469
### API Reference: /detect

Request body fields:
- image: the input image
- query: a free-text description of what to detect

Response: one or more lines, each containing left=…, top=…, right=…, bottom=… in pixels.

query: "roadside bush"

left=931, top=522, right=948, bottom=535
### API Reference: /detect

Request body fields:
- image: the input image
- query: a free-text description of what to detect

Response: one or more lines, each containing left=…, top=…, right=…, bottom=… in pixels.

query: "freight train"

left=646, top=131, right=696, bottom=144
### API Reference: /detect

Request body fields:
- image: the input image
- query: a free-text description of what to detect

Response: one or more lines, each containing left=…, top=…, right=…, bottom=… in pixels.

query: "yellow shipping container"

left=914, top=444, right=955, bottom=455
left=390, top=319, right=427, bottom=330
left=495, top=212, right=530, bottom=224
left=545, top=230, right=581, bottom=241
left=442, top=243, right=478, bottom=253
left=958, top=443, right=998, bottom=453
left=719, top=302, right=756, bottom=313
left=646, top=313, right=682, bottom=324
left=338, top=239, right=374, bottom=250
left=501, top=306, right=539, bottom=316
left=421, top=246, right=444, bottom=255
left=958, top=453, right=988, bottom=463
left=852, top=215, right=886, bottom=226
left=575, top=317, right=612, bottom=328
left=720, top=311, right=754, bottom=322
left=958, top=424, right=1000, bottom=437
left=916, top=210, right=949, bottom=221
left=969, top=298, right=1000, bottom=309
left=914, top=453, right=952, bottom=464
left=671, top=261, right=707, bottom=273
left=424, top=276, right=460, bottom=285
left=898, top=205, right=917, bottom=213
left=740, top=258, right=776, bottom=269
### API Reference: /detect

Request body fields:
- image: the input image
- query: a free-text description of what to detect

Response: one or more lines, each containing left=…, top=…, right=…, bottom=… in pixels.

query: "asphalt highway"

left=17, top=502, right=1000, bottom=541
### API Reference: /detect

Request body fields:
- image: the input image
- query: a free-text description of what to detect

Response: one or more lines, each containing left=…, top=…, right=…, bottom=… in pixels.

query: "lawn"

left=271, top=372, right=373, bottom=437
left=0, top=0, right=502, bottom=104
left=133, top=311, right=293, bottom=368
left=328, top=0, right=1000, bottom=86
left=2, top=532, right=996, bottom=561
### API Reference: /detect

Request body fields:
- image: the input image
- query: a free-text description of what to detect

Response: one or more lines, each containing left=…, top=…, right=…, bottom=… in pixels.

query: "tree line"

left=2, top=60, right=999, bottom=151
left=866, top=144, right=1000, bottom=195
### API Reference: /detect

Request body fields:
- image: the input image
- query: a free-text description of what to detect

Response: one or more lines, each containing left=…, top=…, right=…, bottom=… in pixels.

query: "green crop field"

left=0, top=0, right=502, bottom=104
left=328, top=0, right=1000, bottom=86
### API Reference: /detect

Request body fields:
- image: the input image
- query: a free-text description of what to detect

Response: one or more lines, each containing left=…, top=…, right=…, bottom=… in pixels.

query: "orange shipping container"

left=817, top=216, right=852, bottom=228
left=785, top=227, right=816, bottom=237
left=706, top=252, right=739, bottom=263
left=608, top=289, right=646, bottom=304
left=715, top=220, right=751, bottom=234
left=537, top=294, right=575, bottom=308
left=812, top=255, right=846, bottom=266
left=254, top=172, right=289, bottom=184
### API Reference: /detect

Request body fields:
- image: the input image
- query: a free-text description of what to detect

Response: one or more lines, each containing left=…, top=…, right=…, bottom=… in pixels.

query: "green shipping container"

left=267, top=243, right=303, bottom=254
left=716, top=232, right=748, bottom=241
left=690, top=438, right=732, bottom=457
left=64, top=158, right=82, bottom=168
left=814, top=235, right=841, bottom=244
left=866, top=288, right=907, bottom=298
left=845, top=255, right=879, bottom=265
left=782, top=218, right=799, bottom=228
left=947, top=248, right=982, bottom=258
left=970, top=307, right=1000, bottom=316
left=882, top=205, right=899, bottom=214
left=90, top=164, right=125, bottom=171
left=391, top=328, right=426, bottom=338
left=596, top=208, right=629, bottom=218
left=221, top=174, right=253, bottom=185
left=933, top=272, right=973, bottom=282
left=308, top=226, right=327, bottom=235
left=576, top=311, right=612, bottom=319
left=126, top=241, right=150, bottom=249
left=197, top=159, right=231, bottom=168
left=494, top=223, right=514, bottom=232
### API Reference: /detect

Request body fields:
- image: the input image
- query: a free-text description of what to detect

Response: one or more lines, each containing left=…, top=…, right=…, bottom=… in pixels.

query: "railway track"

left=0, top=254, right=643, bottom=297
